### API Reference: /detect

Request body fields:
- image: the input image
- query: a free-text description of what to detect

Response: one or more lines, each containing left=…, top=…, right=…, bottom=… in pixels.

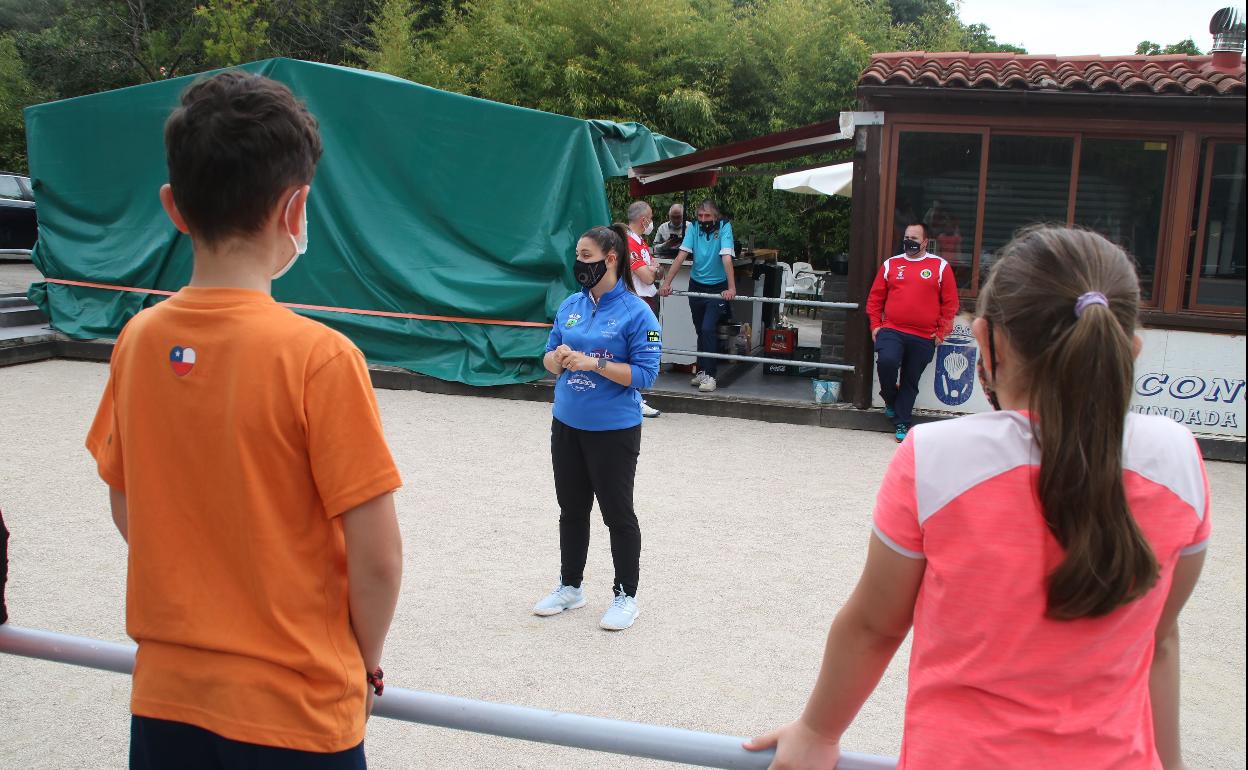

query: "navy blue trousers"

left=875, top=328, right=935, bottom=426
left=687, top=279, right=730, bottom=377
left=130, top=716, right=366, bottom=770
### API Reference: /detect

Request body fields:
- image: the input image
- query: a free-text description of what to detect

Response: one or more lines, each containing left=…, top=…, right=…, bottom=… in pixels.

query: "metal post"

left=0, top=625, right=896, bottom=770
left=671, top=290, right=858, bottom=310
left=662, top=349, right=854, bottom=372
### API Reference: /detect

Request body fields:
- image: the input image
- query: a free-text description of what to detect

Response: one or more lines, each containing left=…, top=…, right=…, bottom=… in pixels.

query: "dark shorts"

left=130, top=716, right=366, bottom=770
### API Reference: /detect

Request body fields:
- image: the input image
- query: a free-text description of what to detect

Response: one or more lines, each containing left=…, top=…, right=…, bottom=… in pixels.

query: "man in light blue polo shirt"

left=658, top=199, right=737, bottom=392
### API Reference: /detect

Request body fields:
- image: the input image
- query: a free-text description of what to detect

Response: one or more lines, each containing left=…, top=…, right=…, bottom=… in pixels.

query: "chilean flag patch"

left=169, top=346, right=196, bottom=377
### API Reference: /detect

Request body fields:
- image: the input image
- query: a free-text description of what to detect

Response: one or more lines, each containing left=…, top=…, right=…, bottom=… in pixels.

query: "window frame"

left=1186, top=138, right=1246, bottom=316
left=884, top=121, right=1187, bottom=315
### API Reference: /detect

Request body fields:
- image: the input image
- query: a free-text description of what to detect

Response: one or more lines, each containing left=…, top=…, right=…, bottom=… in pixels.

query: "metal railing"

left=663, top=290, right=858, bottom=373
left=671, top=290, right=858, bottom=311
left=0, top=625, right=896, bottom=770
left=662, top=349, right=853, bottom=373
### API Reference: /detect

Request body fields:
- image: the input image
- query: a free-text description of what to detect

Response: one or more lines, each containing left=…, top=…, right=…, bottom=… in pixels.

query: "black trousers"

left=551, top=418, right=641, bottom=597
left=130, top=716, right=365, bottom=770
left=875, top=328, right=936, bottom=426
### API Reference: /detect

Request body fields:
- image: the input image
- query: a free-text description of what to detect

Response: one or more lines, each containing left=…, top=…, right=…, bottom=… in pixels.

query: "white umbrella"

left=772, top=161, right=853, bottom=197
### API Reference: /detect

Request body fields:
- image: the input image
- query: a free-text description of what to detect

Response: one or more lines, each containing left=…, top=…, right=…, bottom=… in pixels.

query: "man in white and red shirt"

left=866, top=222, right=959, bottom=441
left=626, top=200, right=661, bottom=418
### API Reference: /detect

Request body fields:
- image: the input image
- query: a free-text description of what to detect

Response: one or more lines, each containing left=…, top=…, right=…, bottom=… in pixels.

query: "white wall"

left=871, top=314, right=1246, bottom=439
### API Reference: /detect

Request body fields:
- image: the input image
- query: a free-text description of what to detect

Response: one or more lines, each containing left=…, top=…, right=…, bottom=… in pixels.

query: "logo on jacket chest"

left=565, top=313, right=582, bottom=328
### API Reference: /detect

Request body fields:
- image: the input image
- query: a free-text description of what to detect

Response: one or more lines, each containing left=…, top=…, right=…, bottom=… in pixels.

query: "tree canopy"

left=1, top=0, right=1024, bottom=262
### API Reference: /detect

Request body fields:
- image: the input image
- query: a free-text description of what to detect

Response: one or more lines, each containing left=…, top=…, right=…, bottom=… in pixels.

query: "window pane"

left=1074, top=138, right=1168, bottom=301
left=1194, top=143, right=1246, bottom=309
left=980, top=135, right=1073, bottom=286
left=894, top=132, right=981, bottom=289
left=0, top=175, right=23, bottom=200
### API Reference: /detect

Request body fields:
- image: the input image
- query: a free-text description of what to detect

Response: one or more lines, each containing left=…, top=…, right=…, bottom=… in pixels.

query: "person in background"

left=652, top=203, right=685, bottom=258
left=625, top=201, right=662, bottom=419
left=533, top=224, right=661, bottom=631
left=866, top=222, right=958, bottom=442
left=658, top=199, right=736, bottom=393
left=746, top=226, right=1209, bottom=770
left=86, top=72, right=403, bottom=769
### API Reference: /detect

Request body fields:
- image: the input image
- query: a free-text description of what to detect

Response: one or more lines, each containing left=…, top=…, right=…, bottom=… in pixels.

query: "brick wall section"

left=819, top=274, right=850, bottom=377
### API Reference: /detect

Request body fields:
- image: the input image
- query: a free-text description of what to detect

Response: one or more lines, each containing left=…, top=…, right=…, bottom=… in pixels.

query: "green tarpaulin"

left=25, top=58, right=692, bottom=385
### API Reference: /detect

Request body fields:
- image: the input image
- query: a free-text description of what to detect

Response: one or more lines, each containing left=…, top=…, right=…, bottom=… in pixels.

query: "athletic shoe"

left=895, top=424, right=910, bottom=443
left=690, top=371, right=709, bottom=387
left=599, top=594, right=639, bottom=631
left=641, top=400, right=661, bottom=418
left=532, top=584, right=586, bottom=616
left=884, top=403, right=896, bottom=420
left=698, top=375, right=717, bottom=393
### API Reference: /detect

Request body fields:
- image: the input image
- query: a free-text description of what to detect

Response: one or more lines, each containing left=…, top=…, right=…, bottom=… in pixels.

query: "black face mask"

left=699, top=219, right=716, bottom=235
left=902, top=238, right=923, bottom=255
left=976, top=318, right=1002, bottom=411
left=574, top=259, right=609, bottom=290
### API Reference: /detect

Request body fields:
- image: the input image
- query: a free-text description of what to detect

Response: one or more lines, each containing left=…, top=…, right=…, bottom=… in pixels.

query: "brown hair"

left=977, top=226, right=1158, bottom=620
left=164, top=71, right=323, bottom=245
left=578, top=224, right=637, bottom=294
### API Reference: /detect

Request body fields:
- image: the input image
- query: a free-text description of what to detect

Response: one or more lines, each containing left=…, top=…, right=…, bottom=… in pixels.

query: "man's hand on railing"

left=743, top=719, right=841, bottom=770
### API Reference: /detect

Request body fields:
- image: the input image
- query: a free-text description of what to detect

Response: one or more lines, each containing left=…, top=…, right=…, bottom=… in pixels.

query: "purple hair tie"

left=1074, top=291, right=1109, bottom=318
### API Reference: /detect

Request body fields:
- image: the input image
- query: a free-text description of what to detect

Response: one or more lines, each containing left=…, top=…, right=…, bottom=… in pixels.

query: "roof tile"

left=859, top=52, right=1245, bottom=97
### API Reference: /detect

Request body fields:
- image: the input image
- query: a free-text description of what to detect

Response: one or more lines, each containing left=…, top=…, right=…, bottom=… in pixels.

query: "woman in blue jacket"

left=532, top=223, right=662, bottom=631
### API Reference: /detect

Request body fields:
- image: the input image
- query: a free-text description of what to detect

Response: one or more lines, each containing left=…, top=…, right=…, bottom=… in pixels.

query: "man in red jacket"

left=866, top=222, right=959, bottom=442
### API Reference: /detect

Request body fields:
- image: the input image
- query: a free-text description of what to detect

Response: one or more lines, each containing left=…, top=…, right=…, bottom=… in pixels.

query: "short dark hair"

left=905, top=221, right=929, bottom=238
left=164, top=71, right=323, bottom=245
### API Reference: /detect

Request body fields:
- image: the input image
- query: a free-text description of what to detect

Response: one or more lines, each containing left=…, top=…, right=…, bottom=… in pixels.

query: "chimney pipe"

left=1209, top=7, right=1245, bottom=71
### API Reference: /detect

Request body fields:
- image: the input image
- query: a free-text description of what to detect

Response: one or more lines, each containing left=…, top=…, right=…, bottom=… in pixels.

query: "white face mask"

left=273, top=189, right=308, bottom=280
left=643, top=220, right=654, bottom=236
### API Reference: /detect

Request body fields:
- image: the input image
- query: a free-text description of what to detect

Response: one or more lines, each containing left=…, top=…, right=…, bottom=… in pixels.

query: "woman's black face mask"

left=976, top=318, right=1002, bottom=411
left=698, top=219, right=716, bottom=235
left=574, top=258, right=609, bottom=290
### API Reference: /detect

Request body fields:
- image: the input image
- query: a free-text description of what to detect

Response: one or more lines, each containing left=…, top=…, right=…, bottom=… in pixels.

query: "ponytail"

left=978, top=226, right=1158, bottom=620
left=580, top=224, right=637, bottom=295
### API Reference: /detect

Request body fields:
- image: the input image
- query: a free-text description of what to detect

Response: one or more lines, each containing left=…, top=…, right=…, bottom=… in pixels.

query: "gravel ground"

left=0, top=359, right=1243, bottom=769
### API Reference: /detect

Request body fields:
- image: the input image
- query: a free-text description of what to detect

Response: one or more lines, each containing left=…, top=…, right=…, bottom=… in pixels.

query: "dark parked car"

left=0, top=173, right=37, bottom=258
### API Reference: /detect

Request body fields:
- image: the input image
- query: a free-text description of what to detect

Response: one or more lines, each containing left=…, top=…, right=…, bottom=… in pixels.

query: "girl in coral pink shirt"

left=748, top=226, right=1209, bottom=770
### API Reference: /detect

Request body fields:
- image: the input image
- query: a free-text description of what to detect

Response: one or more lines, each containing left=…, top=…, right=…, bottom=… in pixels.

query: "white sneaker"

left=641, top=400, right=661, bottom=418
left=533, top=584, right=586, bottom=616
left=689, top=371, right=709, bottom=387
left=599, top=594, right=639, bottom=631
left=698, top=375, right=717, bottom=393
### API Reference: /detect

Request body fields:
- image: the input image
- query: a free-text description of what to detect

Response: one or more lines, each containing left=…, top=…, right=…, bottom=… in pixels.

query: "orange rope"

left=43, top=278, right=553, bottom=329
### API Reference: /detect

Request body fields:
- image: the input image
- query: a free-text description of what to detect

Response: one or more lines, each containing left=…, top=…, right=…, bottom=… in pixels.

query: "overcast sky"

left=957, top=0, right=1246, bottom=56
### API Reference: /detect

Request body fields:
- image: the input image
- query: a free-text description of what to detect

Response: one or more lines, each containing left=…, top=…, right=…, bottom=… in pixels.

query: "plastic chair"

left=792, top=261, right=814, bottom=277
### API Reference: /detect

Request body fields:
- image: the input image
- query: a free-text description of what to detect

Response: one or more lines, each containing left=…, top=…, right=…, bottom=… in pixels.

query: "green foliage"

left=962, top=23, right=1026, bottom=54
left=196, top=0, right=271, bottom=68
left=0, top=34, right=47, bottom=172
left=353, top=0, right=416, bottom=78
left=1136, top=38, right=1202, bottom=56
left=5, top=0, right=1020, bottom=264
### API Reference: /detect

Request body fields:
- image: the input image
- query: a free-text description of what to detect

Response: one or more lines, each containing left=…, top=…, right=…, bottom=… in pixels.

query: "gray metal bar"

left=0, top=625, right=895, bottom=770
left=663, top=348, right=855, bottom=372
left=671, top=290, right=858, bottom=310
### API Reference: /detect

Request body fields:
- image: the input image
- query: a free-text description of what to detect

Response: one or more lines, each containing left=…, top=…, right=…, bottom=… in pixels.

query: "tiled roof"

left=859, top=52, right=1246, bottom=97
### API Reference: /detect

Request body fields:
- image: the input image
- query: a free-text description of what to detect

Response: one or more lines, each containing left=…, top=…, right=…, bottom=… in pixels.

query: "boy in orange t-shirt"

left=86, top=72, right=403, bottom=768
